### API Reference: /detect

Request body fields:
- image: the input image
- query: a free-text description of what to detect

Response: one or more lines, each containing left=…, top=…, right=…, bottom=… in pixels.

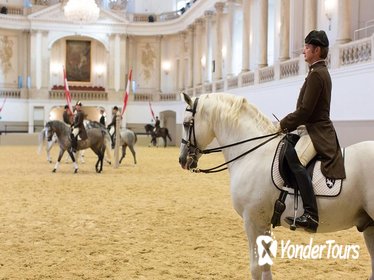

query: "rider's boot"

left=284, top=149, right=319, bottom=233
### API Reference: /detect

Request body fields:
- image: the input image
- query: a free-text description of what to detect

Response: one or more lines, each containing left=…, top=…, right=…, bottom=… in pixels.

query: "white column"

left=241, top=0, right=250, bottom=72
left=204, top=10, right=213, bottom=83
left=258, top=0, right=268, bottom=68
left=114, top=34, right=121, bottom=92
left=194, top=18, right=203, bottom=86
left=226, top=0, right=236, bottom=77
left=304, top=0, right=317, bottom=37
left=35, top=30, right=42, bottom=90
left=336, top=0, right=352, bottom=44
left=187, top=25, right=194, bottom=88
left=279, top=0, right=290, bottom=61
left=178, top=31, right=186, bottom=90
left=214, top=2, right=225, bottom=80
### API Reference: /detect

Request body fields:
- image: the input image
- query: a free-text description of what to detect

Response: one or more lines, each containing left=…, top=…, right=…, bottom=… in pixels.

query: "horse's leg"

left=67, top=149, right=78, bottom=173
left=364, top=226, right=374, bottom=280
left=79, top=150, right=85, bottom=164
left=46, top=140, right=53, bottom=163
left=163, top=136, right=167, bottom=148
left=52, top=149, right=65, bottom=173
left=119, top=145, right=126, bottom=164
left=129, top=145, right=137, bottom=164
left=243, top=213, right=273, bottom=280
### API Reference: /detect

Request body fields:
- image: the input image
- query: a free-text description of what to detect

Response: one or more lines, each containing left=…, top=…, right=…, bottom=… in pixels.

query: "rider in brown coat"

left=70, top=101, right=87, bottom=153
left=278, top=30, right=346, bottom=233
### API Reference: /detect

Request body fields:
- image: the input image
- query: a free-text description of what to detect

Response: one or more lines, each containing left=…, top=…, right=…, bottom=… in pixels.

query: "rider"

left=63, top=105, right=72, bottom=125
left=70, top=101, right=87, bottom=153
left=154, top=116, right=160, bottom=134
left=107, top=106, right=119, bottom=149
left=277, top=30, right=346, bottom=233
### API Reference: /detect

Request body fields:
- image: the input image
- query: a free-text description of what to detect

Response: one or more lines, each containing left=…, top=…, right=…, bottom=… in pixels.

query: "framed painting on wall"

left=66, top=40, right=91, bottom=82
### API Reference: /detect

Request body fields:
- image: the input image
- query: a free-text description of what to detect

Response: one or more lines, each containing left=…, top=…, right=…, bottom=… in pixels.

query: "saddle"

left=272, top=134, right=343, bottom=197
left=270, top=134, right=344, bottom=228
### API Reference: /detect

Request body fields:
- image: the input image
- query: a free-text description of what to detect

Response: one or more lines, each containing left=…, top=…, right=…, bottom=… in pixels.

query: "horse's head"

left=179, top=93, right=215, bottom=170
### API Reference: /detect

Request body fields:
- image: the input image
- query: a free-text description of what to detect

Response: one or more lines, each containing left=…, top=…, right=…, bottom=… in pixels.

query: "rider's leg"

left=70, top=128, right=79, bottom=153
left=285, top=127, right=318, bottom=232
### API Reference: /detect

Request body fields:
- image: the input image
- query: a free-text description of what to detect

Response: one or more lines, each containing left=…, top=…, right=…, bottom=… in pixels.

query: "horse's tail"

left=166, top=129, right=172, bottom=141
left=133, top=131, right=138, bottom=144
left=37, top=128, right=46, bottom=155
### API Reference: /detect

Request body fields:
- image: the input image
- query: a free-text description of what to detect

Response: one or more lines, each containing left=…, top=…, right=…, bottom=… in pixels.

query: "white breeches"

left=72, top=127, right=79, bottom=137
left=295, top=125, right=317, bottom=167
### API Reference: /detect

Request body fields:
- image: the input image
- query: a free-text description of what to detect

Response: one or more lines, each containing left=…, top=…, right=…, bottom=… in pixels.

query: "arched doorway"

left=159, top=110, right=176, bottom=146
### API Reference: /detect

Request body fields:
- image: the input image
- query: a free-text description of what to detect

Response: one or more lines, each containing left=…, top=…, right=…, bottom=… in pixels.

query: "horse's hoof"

left=74, top=169, right=78, bottom=174
left=52, top=169, right=56, bottom=173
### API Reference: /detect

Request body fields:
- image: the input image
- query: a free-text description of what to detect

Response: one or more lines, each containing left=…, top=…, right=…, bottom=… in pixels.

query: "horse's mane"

left=199, top=93, right=276, bottom=133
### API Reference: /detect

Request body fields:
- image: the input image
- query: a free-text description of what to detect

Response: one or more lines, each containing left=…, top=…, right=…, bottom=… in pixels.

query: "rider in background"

left=99, top=108, right=106, bottom=126
left=277, top=30, right=346, bottom=233
left=70, top=101, right=87, bottom=153
left=63, top=105, right=72, bottom=125
left=154, top=116, right=160, bottom=134
left=107, top=106, right=119, bottom=149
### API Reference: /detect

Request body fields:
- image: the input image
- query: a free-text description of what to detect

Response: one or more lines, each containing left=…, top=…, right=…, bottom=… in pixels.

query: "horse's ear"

left=181, top=92, right=193, bottom=107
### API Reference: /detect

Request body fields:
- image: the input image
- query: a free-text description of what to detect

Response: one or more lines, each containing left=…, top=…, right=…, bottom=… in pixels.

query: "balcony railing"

left=49, top=90, right=108, bottom=100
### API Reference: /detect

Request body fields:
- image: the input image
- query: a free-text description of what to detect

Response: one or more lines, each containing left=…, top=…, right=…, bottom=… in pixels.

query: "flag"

left=63, top=66, right=73, bottom=114
left=0, top=96, right=7, bottom=113
left=148, top=101, right=155, bottom=121
left=121, top=68, right=132, bottom=116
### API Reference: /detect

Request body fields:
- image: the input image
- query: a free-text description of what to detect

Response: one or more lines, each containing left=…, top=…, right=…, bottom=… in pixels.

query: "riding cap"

left=64, top=105, right=69, bottom=109
left=113, top=106, right=118, bottom=110
left=76, top=101, right=82, bottom=106
left=305, top=30, right=329, bottom=47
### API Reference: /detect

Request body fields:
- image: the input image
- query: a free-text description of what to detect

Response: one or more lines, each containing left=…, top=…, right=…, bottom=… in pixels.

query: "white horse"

left=118, top=129, right=137, bottom=165
left=179, top=92, right=374, bottom=279
left=38, top=127, right=85, bottom=163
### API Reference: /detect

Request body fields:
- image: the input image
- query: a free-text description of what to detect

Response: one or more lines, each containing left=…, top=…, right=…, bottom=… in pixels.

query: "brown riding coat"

left=280, top=61, right=346, bottom=179
left=73, top=110, right=88, bottom=140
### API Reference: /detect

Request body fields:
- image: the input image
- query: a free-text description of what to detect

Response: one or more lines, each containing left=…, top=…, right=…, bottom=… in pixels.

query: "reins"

left=192, top=132, right=280, bottom=173
left=182, top=96, right=281, bottom=174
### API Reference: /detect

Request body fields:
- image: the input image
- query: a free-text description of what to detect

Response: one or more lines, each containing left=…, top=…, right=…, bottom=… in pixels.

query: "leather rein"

left=181, top=97, right=280, bottom=174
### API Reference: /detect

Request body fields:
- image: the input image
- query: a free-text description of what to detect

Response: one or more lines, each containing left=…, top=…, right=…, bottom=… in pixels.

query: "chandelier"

left=64, top=0, right=100, bottom=24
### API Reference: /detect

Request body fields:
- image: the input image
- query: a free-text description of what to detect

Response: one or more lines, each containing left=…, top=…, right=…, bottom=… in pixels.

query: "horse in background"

left=179, top=92, right=374, bottom=279
left=118, top=129, right=137, bottom=165
left=144, top=124, right=172, bottom=147
left=38, top=127, right=85, bottom=163
left=45, top=120, right=111, bottom=173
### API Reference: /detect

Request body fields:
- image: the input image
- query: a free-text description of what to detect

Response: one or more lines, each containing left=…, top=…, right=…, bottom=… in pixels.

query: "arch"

left=48, top=33, right=109, bottom=51
left=159, top=110, right=176, bottom=146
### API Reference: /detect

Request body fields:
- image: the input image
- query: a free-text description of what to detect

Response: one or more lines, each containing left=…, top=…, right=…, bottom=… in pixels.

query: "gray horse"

left=45, top=120, right=111, bottom=173
left=118, top=129, right=137, bottom=165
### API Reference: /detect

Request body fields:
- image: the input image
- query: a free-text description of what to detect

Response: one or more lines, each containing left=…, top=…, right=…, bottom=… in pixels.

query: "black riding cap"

left=305, top=30, right=329, bottom=47
left=76, top=101, right=82, bottom=106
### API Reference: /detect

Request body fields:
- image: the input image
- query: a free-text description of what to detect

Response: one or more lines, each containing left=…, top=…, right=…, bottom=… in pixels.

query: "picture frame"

left=65, top=40, right=91, bottom=82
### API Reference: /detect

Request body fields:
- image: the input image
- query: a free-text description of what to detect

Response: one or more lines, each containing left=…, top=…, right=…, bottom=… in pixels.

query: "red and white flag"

left=148, top=101, right=155, bottom=121
left=0, top=96, right=7, bottom=113
left=63, top=66, right=73, bottom=114
left=121, top=68, right=132, bottom=116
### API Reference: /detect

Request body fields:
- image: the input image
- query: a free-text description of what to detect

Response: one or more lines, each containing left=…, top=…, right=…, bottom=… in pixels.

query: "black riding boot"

left=284, top=148, right=319, bottom=233
left=71, top=134, right=78, bottom=153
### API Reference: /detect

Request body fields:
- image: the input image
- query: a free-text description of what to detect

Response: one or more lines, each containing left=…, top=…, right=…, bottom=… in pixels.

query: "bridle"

left=181, top=97, right=281, bottom=173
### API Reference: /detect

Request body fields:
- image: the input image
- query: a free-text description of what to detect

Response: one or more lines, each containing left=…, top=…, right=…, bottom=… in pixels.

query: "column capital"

left=204, top=10, right=214, bottom=18
left=194, top=18, right=204, bottom=29
left=214, top=2, right=225, bottom=13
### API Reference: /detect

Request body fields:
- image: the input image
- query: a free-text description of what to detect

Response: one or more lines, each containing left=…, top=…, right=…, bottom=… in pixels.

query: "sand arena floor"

left=0, top=145, right=371, bottom=279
